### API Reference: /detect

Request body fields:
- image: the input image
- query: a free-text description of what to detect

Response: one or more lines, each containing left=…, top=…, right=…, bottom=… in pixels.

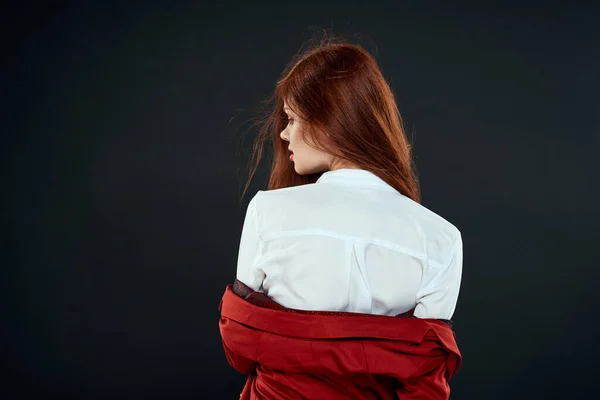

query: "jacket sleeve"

left=414, top=233, right=463, bottom=319
left=235, top=193, right=266, bottom=292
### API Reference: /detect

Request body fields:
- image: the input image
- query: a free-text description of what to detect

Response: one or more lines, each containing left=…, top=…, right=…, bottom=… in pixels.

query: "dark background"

left=4, top=1, right=600, bottom=398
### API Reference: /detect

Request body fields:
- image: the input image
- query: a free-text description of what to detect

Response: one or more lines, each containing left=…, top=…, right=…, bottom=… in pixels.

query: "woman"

left=219, top=34, right=463, bottom=399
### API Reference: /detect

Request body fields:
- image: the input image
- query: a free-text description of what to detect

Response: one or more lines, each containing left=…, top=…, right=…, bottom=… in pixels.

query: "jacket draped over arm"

left=218, top=280, right=462, bottom=399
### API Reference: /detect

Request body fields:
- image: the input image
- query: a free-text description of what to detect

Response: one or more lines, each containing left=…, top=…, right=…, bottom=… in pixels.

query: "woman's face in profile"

left=280, top=101, right=332, bottom=175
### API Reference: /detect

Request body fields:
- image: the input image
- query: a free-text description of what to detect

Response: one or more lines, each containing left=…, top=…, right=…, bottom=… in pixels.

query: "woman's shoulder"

left=250, top=184, right=320, bottom=208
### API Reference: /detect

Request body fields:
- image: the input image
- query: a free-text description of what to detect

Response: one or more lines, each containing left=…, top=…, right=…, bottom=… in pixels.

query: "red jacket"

left=218, top=280, right=462, bottom=399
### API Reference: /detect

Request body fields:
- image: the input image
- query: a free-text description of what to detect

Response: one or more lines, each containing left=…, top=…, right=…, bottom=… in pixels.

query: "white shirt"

left=236, top=168, right=463, bottom=319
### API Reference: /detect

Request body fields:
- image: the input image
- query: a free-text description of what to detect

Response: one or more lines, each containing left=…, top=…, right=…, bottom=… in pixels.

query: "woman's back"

left=236, top=168, right=463, bottom=319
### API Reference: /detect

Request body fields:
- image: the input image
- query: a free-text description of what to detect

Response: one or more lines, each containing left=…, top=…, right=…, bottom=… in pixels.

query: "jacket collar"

left=316, top=168, right=397, bottom=193
left=220, top=283, right=457, bottom=345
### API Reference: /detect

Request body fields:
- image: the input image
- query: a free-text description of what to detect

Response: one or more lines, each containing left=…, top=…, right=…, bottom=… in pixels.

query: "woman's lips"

left=289, top=153, right=294, bottom=161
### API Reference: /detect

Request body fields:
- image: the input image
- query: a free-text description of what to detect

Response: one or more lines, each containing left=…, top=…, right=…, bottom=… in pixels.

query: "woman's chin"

left=293, top=164, right=305, bottom=175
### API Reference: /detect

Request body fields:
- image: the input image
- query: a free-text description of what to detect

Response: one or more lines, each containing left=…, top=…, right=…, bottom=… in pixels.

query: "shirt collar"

left=316, top=168, right=397, bottom=192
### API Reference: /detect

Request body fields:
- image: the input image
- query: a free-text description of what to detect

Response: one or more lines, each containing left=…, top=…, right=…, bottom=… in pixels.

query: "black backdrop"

left=4, top=1, right=600, bottom=398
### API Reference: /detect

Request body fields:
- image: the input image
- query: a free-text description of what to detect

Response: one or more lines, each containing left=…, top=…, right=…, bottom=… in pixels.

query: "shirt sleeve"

left=413, top=233, right=463, bottom=319
left=235, top=194, right=266, bottom=292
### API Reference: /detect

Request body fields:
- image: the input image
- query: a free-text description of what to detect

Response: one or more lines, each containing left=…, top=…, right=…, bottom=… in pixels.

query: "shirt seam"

left=260, top=229, right=427, bottom=261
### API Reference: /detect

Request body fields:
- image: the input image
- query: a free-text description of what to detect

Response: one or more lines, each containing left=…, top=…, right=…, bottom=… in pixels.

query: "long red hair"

left=240, top=32, right=421, bottom=205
